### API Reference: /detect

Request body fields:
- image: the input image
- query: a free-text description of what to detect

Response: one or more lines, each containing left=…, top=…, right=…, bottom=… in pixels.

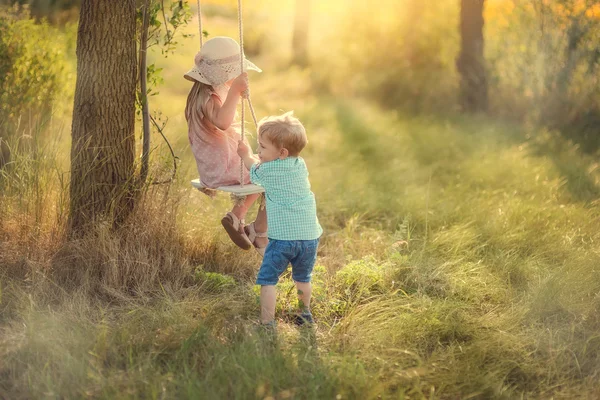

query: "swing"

left=189, top=0, right=265, bottom=197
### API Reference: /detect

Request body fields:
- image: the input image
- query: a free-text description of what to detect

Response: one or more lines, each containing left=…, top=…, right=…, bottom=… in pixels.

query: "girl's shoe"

left=221, top=212, right=252, bottom=250
left=244, top=222, right=268, bottom=257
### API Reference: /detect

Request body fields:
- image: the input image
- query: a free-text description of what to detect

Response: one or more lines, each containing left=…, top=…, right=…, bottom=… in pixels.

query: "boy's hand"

left=237, top=140, right=250, bottom=158
left=230, top=72, right=249, bottom=95
left=238, top=140, right=257, bottom=170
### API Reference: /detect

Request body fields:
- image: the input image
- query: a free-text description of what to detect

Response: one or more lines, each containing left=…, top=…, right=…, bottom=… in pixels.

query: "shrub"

left=0, top=5, right=69, bottom=144
left=486, top=1, right=600, bottom=148
left=7, top=0, right=80, bottom=23
left=334, top=256, right=394, bottom=313
left=194, top=268, right=236, bottom=293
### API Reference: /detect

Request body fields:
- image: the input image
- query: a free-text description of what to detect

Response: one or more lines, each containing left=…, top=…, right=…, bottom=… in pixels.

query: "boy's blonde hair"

left=258, top=111, right=307, bottom=156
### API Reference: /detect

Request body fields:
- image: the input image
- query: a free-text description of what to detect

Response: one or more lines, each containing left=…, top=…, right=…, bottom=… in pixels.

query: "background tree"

left=457, top=0, right=487, bottom=112
left=291, top=0, right=310, bottom=66
left=0, top=0, right=81, bottom=23
left=68, top=0, right=137, bottom=235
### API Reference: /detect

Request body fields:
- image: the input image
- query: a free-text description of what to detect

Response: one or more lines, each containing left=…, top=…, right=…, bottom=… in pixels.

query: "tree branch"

left=139, top=0, right=151, bottom=183
left=150, top=114, right=178, bottom=185
left=161, top=0, right=172, bottom=44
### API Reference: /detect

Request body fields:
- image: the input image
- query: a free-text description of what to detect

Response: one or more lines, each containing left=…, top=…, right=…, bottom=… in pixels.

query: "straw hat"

left=184, top=36, right=261, bottom=86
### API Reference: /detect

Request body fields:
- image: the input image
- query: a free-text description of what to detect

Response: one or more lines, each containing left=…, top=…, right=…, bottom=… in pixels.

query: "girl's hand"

left=230, top=72, right=249, bottom=95
left=237, top=140, right=250, bottom=157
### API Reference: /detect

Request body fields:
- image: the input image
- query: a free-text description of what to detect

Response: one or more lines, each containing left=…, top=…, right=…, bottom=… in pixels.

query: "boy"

left=237, top=111, right=322, bottom=326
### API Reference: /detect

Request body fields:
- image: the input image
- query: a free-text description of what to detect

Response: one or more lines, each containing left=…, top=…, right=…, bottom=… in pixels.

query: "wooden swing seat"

left=191, top=179, right=264, bottom=196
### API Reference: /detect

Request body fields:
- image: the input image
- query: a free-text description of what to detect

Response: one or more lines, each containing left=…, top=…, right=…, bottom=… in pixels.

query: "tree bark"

left=69, top=0, right=137, bottom=236
left=457, top=0, right=488, bottom=112
left=292, top=0, right=310, bottom=66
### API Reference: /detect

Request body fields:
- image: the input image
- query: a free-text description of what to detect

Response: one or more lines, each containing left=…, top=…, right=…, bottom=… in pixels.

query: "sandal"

left=221, top=212, right=252, bottom=250
left=244, top=222, right=268, bottom=257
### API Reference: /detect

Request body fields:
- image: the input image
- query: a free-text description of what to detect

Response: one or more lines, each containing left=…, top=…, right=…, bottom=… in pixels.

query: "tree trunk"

left=69, top=0, right=137, bottom=236
left=292, top=0, right=310, bottom=66
left=457, top=0, right=488, bottom=112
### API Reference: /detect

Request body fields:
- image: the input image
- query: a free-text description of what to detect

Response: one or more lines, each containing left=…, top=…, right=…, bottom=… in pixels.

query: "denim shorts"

left=256, top=239, right=320, bottom=286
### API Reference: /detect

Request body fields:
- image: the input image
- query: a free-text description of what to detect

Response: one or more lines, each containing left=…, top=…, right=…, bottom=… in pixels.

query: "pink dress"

left=185, top=83, right=250, bottom=195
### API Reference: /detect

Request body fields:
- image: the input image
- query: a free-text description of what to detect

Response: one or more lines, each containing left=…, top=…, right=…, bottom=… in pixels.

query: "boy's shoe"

left=293, top=311, right=314, bottom=326
left=221, top=212, right=252, bottom=250
left=254, top=320, right=277, bottom=333
left=259, top=320, right=277, bottom=330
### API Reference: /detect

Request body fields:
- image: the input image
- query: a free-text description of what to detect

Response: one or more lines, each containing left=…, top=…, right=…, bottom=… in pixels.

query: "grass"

left=1, top=9, right=600, bottom=400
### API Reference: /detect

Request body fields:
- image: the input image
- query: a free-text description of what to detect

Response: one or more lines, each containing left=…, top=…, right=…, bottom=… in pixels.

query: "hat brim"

left=183, top=58, right=262, bottom=84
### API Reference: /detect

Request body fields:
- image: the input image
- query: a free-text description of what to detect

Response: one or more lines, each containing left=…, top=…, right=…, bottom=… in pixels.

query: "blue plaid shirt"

left=250, top=157, right=322, bottom=240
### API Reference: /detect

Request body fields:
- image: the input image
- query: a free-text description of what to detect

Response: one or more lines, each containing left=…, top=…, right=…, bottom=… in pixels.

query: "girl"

left=184, top=36, right=267, bottom=255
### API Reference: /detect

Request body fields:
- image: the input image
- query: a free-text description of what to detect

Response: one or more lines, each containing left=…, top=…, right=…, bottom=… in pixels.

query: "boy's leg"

left=290, top=239, right=319, bottom=325
left=256, top=240, right=293, bottom=323
left=260, top=285, right=277, bottom=324
left=294, top=281, right=312, bottom=312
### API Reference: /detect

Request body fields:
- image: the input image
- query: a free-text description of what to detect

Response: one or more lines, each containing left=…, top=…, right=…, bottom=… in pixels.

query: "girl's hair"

left=258, top=111, right=307, bottom=156
left=184, top=82, right=213, bottom=122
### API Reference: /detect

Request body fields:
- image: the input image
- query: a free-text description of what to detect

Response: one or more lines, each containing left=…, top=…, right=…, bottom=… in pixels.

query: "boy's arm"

left=237, top=140, right=258, bottom=170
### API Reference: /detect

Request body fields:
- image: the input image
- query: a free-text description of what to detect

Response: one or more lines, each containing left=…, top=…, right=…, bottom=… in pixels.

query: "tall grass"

left=2, top=95, right=599, bottom=398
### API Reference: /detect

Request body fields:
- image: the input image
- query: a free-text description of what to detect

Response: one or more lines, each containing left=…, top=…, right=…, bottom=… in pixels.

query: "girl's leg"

left=252, top=201, right=268, bottom=248
left=222, top=194, right=258, bottom=250
left=231, top=193, right=259, bottom=222
left=260, top=285, right=277, bottom=324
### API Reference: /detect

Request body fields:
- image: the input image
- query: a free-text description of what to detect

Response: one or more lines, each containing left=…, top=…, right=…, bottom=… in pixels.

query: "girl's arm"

left=212, top=73, right=248, bottom=130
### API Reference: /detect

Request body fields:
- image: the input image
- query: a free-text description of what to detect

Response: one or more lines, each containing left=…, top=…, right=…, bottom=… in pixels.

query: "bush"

left=486, top=1, right=600, bottom=148
left=194, top=268, right=236, bottom=293
left=332, top=256, right=394, bottom=317
left=0, top=5, right=69, bottom=145
left=3, top=0, right=80, bottom=23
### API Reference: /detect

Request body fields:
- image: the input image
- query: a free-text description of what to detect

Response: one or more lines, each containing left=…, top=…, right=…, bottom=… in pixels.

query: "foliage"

left=1, top=5, right=600, bottom=399
left=193, top=267, right=236, bottom=293
left=0, top=5, right=70, bottom=140
left=1, top=0, right=80, bottom=23
left=319, top=0, right=600, bottom=150
left=136, top=1, right=192, bottom=101
left=486, top=0, right=600, bottom=149
left=140, top=0, right=193, bottom=57
left=2, top=89, right=600, bottom=399
left=335, top=256, right=391, bottom=297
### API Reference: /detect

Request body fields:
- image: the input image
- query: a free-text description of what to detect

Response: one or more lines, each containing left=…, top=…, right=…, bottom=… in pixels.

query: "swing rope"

left=237, top=0, right=246, bottom=188
left=196, top=0, right=203, bottom=48
left=235, top=0, right=259, bottom=128
left=236, top=0, right=260, bottom=187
